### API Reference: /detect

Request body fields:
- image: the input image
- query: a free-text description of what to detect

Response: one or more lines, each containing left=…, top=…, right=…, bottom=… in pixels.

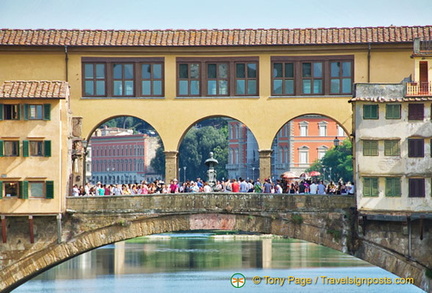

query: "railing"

left=406, top=81, right=432, bottom=96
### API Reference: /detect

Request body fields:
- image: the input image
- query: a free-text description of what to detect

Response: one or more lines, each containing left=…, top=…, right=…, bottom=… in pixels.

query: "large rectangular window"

left=23, top=140, right=51, bottom=157
left=271, top=55, right=353, bottom=96
left=177, top=58, right=258, bottom=97
left=408, top=104, right=424, bottom=120
left=23, top=104, right=51, bottom=120
left=82, top=58, right=164, bottom=98
left=0, top=181, right=54, bottom=199
left=363, top=177, right=379, bottom=197
left=0, top=104, right=20, bottom=120
left=385, top=177, right=401, bottom=197
left=1, top=140, right=19, bottom=157
left=385, top=104, right=401, bottom=119
left=408, top=138, right=424, bottom=157
left=409, top=178, right=425, bottom=198
left=363, top=140, right=378, bottom=156
left=363, top=105, right=379, bottom=119
left=384, top=140, right=400, bottom=156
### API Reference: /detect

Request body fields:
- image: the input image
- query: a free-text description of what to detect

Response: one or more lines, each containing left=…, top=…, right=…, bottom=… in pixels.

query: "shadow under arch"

left=1, top=212, right=428, bottom=293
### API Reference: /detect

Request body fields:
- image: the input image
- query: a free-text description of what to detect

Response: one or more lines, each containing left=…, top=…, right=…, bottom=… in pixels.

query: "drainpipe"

left=57, top=213, right=62, bottom=244
left=64, top=45, right=69, bottom=82
left=367, top=43, right=371, bottom=83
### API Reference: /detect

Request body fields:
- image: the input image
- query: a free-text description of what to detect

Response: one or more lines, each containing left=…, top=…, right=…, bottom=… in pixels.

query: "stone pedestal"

left=164, top=151, right=179, bottom=181
left=259, top=149, right=273, bottom=180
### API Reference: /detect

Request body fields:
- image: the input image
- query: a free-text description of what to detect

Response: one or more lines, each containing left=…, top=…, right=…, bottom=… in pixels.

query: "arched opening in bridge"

left=176, top=116, right=259, bottom=185
left=86, top=115, right=164, bottom=187
left=13, top=231, right=422, bottom=293
left=271, top=114, right=352, bottom=192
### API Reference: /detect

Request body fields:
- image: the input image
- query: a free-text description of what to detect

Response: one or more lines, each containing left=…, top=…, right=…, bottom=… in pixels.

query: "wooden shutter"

left=43, top=104, right=51, bottom=120
left=46, top=181, right=54, bottom=199
left=44, top=140, right=51, bottom=157
left=0, top=104, right=3, bottom=120
left=0, top=140, right=3, bottom=157
left=19, top=181, right=29, bottom=199
left=0, top=181, right=2, bottom=199
left=23, top=140, right=29, bottom=157
left=23, top=104, right=29, bottom=120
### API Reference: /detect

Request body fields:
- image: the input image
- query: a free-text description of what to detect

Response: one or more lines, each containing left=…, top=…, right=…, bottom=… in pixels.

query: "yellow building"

left=0, top=81, right=71, bottom=215
left=0, top=26, right=431, bottom=214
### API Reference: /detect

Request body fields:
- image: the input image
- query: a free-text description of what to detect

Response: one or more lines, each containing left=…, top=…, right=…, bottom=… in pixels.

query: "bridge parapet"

left=66, top=193, right=356, bottom=215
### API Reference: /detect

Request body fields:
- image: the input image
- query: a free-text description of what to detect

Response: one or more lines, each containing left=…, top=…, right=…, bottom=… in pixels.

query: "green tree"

left=150, top=137, right=165, bottom=177
left=305, top=139, right=353, bottom=183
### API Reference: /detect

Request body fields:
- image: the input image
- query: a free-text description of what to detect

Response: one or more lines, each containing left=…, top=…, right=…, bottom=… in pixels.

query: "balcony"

left=406, top=82, right=432, bottom=97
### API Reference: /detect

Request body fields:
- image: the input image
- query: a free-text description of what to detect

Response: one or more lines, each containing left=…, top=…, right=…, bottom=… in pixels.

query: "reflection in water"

left=13, top=234, right=423, bottom=293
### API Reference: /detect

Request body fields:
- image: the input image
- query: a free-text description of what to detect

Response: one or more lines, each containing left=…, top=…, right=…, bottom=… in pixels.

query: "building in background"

left=226, top=116, right=347, bottom=180
left=90, top=127, right=161, bottom=184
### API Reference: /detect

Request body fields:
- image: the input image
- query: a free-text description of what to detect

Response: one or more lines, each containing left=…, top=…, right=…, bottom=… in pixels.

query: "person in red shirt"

left=231, top=178, right=240, bottom=192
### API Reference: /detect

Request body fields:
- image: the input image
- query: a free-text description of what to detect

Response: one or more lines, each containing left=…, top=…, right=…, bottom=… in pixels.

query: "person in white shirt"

left=309, top=181, right=318, bottom=194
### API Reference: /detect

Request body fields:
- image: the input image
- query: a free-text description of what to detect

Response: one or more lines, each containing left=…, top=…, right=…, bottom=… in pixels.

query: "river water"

left=12, top=233, right=423, bottom=293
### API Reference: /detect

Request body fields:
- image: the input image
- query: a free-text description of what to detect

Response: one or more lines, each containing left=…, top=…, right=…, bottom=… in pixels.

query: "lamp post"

left=329, top=167, right=332, bottom=181
left=252, top=167, right=255, bottom=181
left=183, top=166, right=187, bottom=183
left=323, top=167, right=326, bottom=182
left=333, top=136, right=340, bottom=148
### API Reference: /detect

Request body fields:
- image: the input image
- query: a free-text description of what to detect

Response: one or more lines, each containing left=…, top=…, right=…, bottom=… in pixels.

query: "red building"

left=90, top=130, right=160, bottom=184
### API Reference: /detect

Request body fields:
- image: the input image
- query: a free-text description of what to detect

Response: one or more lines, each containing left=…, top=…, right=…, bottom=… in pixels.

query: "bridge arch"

left=1, top=193, right=429, bottom=292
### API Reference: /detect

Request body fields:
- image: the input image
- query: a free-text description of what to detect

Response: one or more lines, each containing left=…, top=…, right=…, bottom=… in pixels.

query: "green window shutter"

left=20, top=181, right=29, bottom=199
left=0, top=104, right=3, bottom=120
left=0, top=181, right=3, bottom=199
left=44, top=140, right=51, bottom=157
left=23, top=140, right=29, bottom=157
left=43, top=104, right=51, bottom=120
left=16, top=141, right=20, bottom=157
left=0, top=140, right=3, bottom=157
left=46, top=181, right=54, bottom=199
left=23, top=104, right=29, bottom=120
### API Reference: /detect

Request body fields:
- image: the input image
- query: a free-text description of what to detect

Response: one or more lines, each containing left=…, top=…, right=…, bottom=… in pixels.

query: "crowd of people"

left=71, top=177, right=355, bottom=196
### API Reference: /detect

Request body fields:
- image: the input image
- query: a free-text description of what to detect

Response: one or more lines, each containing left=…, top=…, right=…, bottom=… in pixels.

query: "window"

left=385, top=104, right=401, bottom=119
left=24, top=104, right=51, bottom=120
left=271, top=56, right=353, bottom=96
left=337, top=125, right=345, bottom=137
left=113, top=63, right=134, bottom=96
left=363, top=177, right=379, bottom=197
left=385, top=177, right=401, bottom=197
left=363, top=140, right=378, bottom=156
left=330, top=61, right=352, bottom=94
left=0, top=104, right=20, bottom=120
left=84, top=63, right=106, bottom=96
left=384, top=140, right=400, bottom=156
left=235, top=62, right=257, bottom=95
left=408, top=104, right=424, bottom=120
left=299, top=146, right=309, bottom=164
left=363, top=105, right=379, bottom=119
left=318, top=122, right=327, bottom=136
left=0, top=140, right=19, bottom=157
left=273, top=62, right=294, bottom=95
left=141, top=63, right=163, bottom=96
left=299, top=122, right=308, bottom=136
left=409, top=178, right=425, bottom=198
left=408, top=138, right=424, bottom=157
left=1, top=181, right=19, bottom=197
left=177, top=58, right=258, bottom=97
left=23, top=140, right=51, bottom=157
left=317, top=146, right=328, bottom=160
left=82, top=58, right=164, bottom=97
left=0, top=181, right=54, bottom=199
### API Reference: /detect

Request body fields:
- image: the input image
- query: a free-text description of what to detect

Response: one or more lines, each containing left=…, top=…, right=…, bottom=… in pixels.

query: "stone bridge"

left=0, top=193, right=431, bottom=292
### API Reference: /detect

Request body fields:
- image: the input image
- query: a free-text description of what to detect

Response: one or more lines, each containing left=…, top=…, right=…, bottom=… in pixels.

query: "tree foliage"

left=306, top=139, right=353, bottom=183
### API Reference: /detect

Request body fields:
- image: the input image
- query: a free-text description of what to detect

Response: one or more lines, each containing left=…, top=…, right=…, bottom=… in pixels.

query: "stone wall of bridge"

left=0, top=194, right=431, bottom=292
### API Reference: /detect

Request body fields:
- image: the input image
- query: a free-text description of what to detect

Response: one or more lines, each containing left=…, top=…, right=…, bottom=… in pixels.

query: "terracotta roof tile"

left=0, top=81, right=69, bottom=99
left=0, top=26, right=431, bottom=47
